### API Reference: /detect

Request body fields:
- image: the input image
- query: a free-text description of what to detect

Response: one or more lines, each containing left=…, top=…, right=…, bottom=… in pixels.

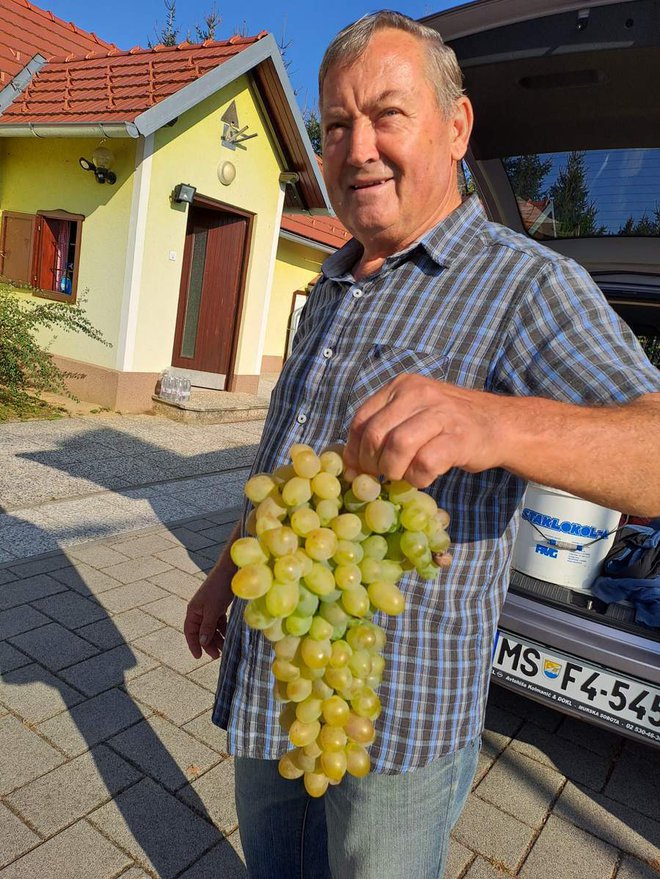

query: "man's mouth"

left=350, top=179, right=391, bottom=190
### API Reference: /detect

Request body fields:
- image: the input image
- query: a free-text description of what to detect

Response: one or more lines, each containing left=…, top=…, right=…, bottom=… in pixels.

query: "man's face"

left=321, top=28, right=472, bottom=258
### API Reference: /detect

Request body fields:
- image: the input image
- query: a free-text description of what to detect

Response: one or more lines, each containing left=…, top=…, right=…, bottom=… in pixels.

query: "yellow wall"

left=132, top=74, right=285, bottom=376
left=0, top=137, right=136, bottom=369
left=267, top=237, right=324, bottom=361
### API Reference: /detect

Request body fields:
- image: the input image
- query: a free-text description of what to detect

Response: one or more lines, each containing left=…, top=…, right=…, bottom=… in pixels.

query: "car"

left=421, top=0, right=660, bottom=747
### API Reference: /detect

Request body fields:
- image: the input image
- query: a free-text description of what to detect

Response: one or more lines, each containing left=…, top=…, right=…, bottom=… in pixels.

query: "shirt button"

left=323, top=348, right=333, bottom=359
left=352, top=288, right=363, bottom=298
left=296, top=413, right=307, bottom=424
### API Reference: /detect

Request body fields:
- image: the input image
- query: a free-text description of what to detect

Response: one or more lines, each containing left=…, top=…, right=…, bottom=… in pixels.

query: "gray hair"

left=318, top=10, right=464, bottom=118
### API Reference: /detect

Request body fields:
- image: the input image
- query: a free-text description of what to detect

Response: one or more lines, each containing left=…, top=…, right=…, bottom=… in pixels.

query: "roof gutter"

left=0, top=122, right=140, bottom=138
left=279, top=229, right=336, bottom=254
left=0, top=54, right=48, bottom=114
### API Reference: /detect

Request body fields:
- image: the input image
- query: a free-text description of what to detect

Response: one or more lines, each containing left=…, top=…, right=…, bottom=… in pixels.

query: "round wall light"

left=218, top=161, right=236, bottom=186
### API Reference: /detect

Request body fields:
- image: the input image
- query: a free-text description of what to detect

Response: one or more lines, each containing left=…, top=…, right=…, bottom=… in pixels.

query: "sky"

left=41, top=0, right=457, bottom=111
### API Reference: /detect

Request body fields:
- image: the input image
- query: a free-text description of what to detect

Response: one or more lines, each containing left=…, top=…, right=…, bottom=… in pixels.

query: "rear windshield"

left=503, top=149, right=660, bottom=240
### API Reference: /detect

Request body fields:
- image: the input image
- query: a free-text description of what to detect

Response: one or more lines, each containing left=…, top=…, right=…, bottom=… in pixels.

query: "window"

left=0, top=209, right=84, bottom=301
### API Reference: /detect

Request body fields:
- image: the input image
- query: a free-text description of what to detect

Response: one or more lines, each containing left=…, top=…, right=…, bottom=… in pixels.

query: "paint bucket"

left=512, top=483, right=621, bottom=593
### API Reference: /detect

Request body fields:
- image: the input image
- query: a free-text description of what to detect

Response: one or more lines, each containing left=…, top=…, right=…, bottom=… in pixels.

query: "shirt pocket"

left=340, top=344, right=449, bottom=436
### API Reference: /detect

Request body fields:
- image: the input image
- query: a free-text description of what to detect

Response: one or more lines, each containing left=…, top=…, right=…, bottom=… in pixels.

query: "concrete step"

left=152, top=389, right=270, bottom=424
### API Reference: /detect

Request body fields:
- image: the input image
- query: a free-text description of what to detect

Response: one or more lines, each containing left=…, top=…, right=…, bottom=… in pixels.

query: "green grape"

left=379, top=559, right=404, bottom=583
left=364, top=499, right=398, bottom=534
left=346, top=623, right=378, bottom=652
left=351, top=473, right=382, bottom=502
left=308, top=616, right=334, bottom=641
left=293, top=548, right=314, bottom=577
left=300, top=636, right=332, bottom=669
left=315, top=498, right=341, bottom=525
left=273, top=635, right=301, bottom=661
left=279, top=702, right=297, bottom=732
left=273, top=463, right=296, bottom=484
left=273, top=679, right=290, bottom=702
left=290, top=443, right=314, bottom=458
left=244, top=473, right=277, bottom=504
left=304, top=563, right=336, bottom=597
left=340, top=585, right=370, bottom=617
left=243, top=597, right=276, bottom=630
left=400, top=504, right=429, bottom=532
left=319, top=449, right=344, bottom=476
left=311, top=471, right=342, bottom=500
left=265, top=580, right=299, bottom=617
left=296, top=584, right=320, bottom=617
left=344, top=713, right=375, bottom=745
left=273, top=554, right=303, bottom=583
left=408, top=490, right=439, bottom=517
left=285, top=613, right=313, bottom=636
left=303, top=771, right=329, bottom=798
left=343, top=489, right=365, bottom=512
left=232, top=563, right=273, bottom=599
left=318, top=601, right=349, bottom=629
left=359, top=557, right=382, bottom=584
left=361, top=535, right=388, bottom=560
left=345, top=742, right=371, bottom=777
left=351, top=687, right=381, bottom=720
left=386, top=479, right=417, bottom=505
left=399, top=530, right=429, bottom=562
left=348, top=649, right=372, bottom=679
left=271, top=657, right=301, bottom=682
left=245, top=509, right=258, bottom=536
left=435, top=507, right=451, bottom=529
left=320, top=749, right=347, bottom=782
left=295, top=696, right=323, bottom=723
left=281, top=476, right=313, bottom=507
left=329, top=639, right=353, bottom=667
left=299, top=663, right=326, bottom=681
left=425, top=522, right=451, bottom=553
left=230, top=537, right=268, bottom=567
left=333, top=539, right=364, bottom=566
left=311, top=678, right=334, bottom=701
left=262, top=526, right=299, bottom=558
left=322, top=694, right=351, bottom=726
left=331, top=622, right=348, bottom=641
left=292, top=746, right=317, bottom=772
left=369, top=653, right=386, bottom=679
left=334, top=563, right=362, bottom=591
left=318, top=588, right=342, bottom=604
left=416, top=562, right=443, bottom=581
left=318, top=723, right=348, bottom=751
left=286, top=677, right=313, bottom=702
left=367, top=580, right=406, bottom=615
left=262, top=618, right=286, bottom=642
left=278, top=751, right=304, bottom=779
left=257, top=494, right=287, bottom=521
left=290, top=507, right=321, bottom=537
left=255, top=514, right=282, bottom=537
left=385, top=532, right=405, bottom=562
left=303, top=740, right=323, bottom=759
left=288, top=718, right=321, bottom=747
left=292, top=449, right=321, bottom=479
left=305, top=528, right=338, bottom=561
left=330, top=513, right=363, bottom=540
left=324, top=666, right=353, bottom=692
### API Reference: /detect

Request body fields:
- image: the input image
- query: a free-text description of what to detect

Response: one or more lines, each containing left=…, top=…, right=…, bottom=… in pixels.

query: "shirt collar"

left=321, top=195, right=488, bottom=283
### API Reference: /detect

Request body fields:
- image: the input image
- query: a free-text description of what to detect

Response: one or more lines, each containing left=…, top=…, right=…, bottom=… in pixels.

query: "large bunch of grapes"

left=230, top=443, right=451, bottom=797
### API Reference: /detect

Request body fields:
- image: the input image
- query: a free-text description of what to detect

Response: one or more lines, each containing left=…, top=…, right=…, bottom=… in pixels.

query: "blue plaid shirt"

left=213, top=196, right=660, bottom=772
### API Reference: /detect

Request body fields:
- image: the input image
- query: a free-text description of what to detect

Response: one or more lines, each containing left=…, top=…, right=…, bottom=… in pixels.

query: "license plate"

left=492, top=630, right=660, bottom=746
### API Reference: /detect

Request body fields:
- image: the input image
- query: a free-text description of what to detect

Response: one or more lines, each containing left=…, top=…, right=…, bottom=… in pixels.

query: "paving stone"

left=555, top=714, right=623, bottom=759
left=473, top=751, right=495, bottom=788
left=38, top=687, right=149, bottom=757
left=6, top=745, right=141, bottom=836
left=0, top=642, right=30, bottom=674
left=147, top=568, right=204, bottom=599
left=0, top=663, right=84, bottom=723
left=445, top=838, right=474, bottom=879
left=133, top=625, right=211, bottom=674
left=179, top=757, right=238, bottom=834
left=198, top=523, right=236, bottom=544
left=605, top=745, right=660, bottom=822
left=115, top=870, right=152, bottom=879
left=108, top=715, right=221, bottom=792
left=125, top=666, right=213, bottom=725
left=520, top=815, right=618, bottom=879
left=50, top=563, right=126, bottom=596
left=32, top=591, right=107, bottom=629
left=0, top=569, right=18, bottom=585
left=187, top=661, right=221, bottom=693
left=94, top=580, right=171, bottom=614
left=0, top=605, right=50, bottom=640
left=510, top=721, right=610, bottom=790
left=0, top=818, right=131, bottom=879
left=0, top=715, right=65, bottom=795
left=452, top=793, right=536, bottom=873
left=177, top=834, right=247, bottom=879
left=475, top=747, right=565, bottom=828
left=168, top=518, right=217, bottom=534
left=0, top=803, right=40, bottom=869
left=109, top=533, right=181, bottom=559
left=59, top=643, right=159, bottom=696
left=168, top=527, right=216, bottom=551
left=6, top=555, right=72, bottom=578
left=616, top=855, right=660, bottom=878
left=490, top=684, right=563, bottom=733
left=65, top=543, right=131, bottom=568
left=182, top=715, right=228, bottom=755
left=76, top=607, right=164, bottom=649
left=482, top=703, right=524, bottom=759
left=464, top=856, right=514, bottom=878
left=553, top=782, right=660, bottom=865
left=102, top=556, right=173, bottom=585
left=142, top=593, right=188, bottom=628
left=0, top=573, right=67, bottom=610
left=89, top=776, right=221, bottom=879
left=154, top=546, right=205, bottom=574
left=194, top=542, right=225, bottom=562
left=9, top=622, right=99, bottom=671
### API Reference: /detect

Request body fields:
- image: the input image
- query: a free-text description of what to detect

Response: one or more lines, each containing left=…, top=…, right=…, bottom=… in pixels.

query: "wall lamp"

left=79, top=146, right=117, bottom=184
left=172, top=183, right=196, bottom=204
left=279, top=171, right=300, bottom=185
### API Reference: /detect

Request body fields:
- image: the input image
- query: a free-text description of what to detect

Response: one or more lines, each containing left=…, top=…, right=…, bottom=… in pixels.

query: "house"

left=0, top=0, right=336, bottom=411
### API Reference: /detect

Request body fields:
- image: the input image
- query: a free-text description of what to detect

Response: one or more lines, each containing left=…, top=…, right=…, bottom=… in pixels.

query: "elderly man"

left=185, top=11, right=660, bottom=878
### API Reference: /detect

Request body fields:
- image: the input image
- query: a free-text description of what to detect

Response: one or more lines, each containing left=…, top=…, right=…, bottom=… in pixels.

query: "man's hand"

left=343, top=374, right=507, bottom=486
left=184, top=525, right=240, bottom=660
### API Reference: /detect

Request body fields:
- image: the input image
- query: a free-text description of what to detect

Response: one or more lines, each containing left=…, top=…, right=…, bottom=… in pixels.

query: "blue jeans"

left=234, top=737, right=480, bottom=879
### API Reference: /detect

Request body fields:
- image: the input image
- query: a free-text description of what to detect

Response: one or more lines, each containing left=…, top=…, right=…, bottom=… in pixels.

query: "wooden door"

left=172, top=205, right=250, bottom=383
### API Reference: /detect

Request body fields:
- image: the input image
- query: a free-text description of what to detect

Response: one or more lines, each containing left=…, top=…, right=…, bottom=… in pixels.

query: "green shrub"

left=0, top=281, right=110, bottom=413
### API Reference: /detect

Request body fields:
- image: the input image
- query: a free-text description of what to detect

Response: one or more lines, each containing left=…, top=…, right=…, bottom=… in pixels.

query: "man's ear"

left=450, top=96, right=474, bottom=162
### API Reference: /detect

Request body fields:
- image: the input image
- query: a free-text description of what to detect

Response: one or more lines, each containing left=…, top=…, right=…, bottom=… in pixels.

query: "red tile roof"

left=0, top=34, right=268, bottom=125
left=281, top=212, right=350, bottom=250
left=0, top=0, right=117, bottom=84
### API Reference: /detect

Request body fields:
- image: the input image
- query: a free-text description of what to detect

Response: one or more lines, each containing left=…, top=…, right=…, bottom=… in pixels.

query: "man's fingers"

left=184, top=607, right=204, bottom=659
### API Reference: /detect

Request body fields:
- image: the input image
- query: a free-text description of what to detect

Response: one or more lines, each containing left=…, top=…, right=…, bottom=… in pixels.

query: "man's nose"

left=346, top=120, right=379, bottom=166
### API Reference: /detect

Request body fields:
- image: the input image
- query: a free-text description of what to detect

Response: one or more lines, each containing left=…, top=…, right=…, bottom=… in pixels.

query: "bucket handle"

left=526, top=516, right=629, bottom=552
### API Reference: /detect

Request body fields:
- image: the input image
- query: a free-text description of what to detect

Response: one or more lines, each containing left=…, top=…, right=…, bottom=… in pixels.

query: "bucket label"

left=521, top=507, right=609, bottom=541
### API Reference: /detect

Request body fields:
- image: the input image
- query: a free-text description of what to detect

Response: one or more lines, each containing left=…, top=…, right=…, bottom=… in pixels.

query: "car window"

left=502, top=149, right=660, bottom=241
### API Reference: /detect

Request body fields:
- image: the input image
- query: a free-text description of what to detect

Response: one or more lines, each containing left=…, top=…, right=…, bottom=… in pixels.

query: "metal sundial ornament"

left=221, top=101, right=258, bottom=150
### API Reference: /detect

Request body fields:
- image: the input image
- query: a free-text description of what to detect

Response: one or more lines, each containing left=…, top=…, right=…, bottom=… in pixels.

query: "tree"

left=304, top=109, right=322, bottom=156
left=502, top=154, right=552, bottom=202
left=548, top=150, right=603, bottom=237
left=194, top=4, right=221, bottom=42
left=618, top=208, right=660, bottom=236
left=150, top=0, right=221, bottom=47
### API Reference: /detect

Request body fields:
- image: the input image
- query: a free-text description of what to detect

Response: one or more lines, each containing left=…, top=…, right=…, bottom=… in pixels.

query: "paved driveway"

left=0, top=414, right=658, bottom=878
